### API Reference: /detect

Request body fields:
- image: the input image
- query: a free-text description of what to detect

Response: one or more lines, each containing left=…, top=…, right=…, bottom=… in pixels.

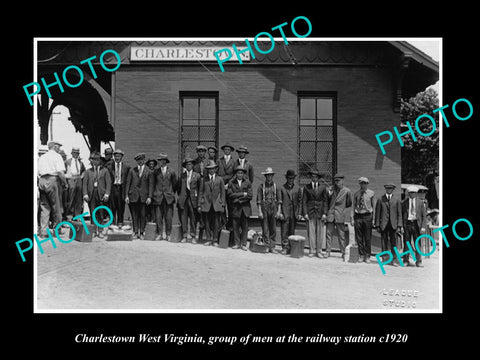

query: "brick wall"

left=115, top=64, right=401, bottom=217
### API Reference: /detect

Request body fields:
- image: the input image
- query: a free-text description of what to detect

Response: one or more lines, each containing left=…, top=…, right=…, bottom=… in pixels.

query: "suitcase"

left=106, top=227, right=133, bottom=241
left=219, top=229, right=230, bottom=249
left=169, top=224, right=182, bottom=243
left=144, top=222, right=157, bottom=240
left=72, top=221, right=95, bottom=242
left=345, top=244, right=360, bottom=263
left=289, top=235, right=305, bottom=258
left=249, top=232, right=268, bottom=253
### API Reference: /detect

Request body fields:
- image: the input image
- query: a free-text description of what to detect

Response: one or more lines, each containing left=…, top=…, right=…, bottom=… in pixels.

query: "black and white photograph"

left=32, top=38, right=441, bottom=312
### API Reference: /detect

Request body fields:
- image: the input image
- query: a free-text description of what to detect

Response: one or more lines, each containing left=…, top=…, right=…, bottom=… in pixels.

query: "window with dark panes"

left=298, top=94, right=336, bottom=184
left=180, top=92, right=218, bottom=161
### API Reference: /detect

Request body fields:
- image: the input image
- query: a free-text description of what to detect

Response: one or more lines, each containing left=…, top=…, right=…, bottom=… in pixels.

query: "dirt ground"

left=36, top=227, right=440, bottom=311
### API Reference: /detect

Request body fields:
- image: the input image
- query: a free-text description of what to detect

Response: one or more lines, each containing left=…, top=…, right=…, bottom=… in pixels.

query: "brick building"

left=37, top=40, right=438, bottom=216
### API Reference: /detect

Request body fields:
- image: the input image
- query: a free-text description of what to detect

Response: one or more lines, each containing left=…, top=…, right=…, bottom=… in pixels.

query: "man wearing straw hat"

left=301, top=169, right=329, bottom=258
left=152, top=153, right=177, bottom=241
left=257, top=167, right=282, bottom=254
left=401, top=185, right=426, bottom=268
left=177, top=157, right=201, bottom=242
left=198, top=160, right=226, bottom=246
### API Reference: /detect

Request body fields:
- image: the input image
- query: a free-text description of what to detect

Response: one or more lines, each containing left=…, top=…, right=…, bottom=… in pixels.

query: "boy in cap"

left=125, top=153, right=153, bottom=239
left=401, top=186, right=426, bottom=267
left=302, top=169, right=329, bottom=258
left=279, top=170, right=302, bottom=255
left=375, top=183, right=402, bottom=267
left=65, top=147, right=86, bottom=218
left=257, top=167, right=282, bottom=254
left=82, top=151, right=112, bottom=238
left=108, top=149, right=130, bottom=228
left=325, top=174, right=353, bottom=259
left=227, top=165, right=253, bottom=250
left=193, top=145, right=209, bottom=179
left=152, top=153, right=177, bottom=241
left=177, top=157, right=201, bottom=242
left=198, top=160, right=226, bottom=246
left=352, top=177, right=376, bottom=263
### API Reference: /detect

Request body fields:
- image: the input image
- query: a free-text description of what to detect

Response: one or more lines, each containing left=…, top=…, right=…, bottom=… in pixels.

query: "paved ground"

left=36, top=227, right=440, bottom=311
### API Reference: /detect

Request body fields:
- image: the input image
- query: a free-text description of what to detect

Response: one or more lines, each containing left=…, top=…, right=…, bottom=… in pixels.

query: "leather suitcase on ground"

left=289, top=235, right=305, bottom=258
left=106, top=228, right=133, bottom=241
left=219, top=229, right=230, bottom=249
left=72, top=221, right=95, bottom=242
left=249, top=232, right=268, bottom=253
left=169, top=224, right=182, bottom=243
left=345, top=244, right=360, bottom=263
left=144, top=222, right=157, bottom=240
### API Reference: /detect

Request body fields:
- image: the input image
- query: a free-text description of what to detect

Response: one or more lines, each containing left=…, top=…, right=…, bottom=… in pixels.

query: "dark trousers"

left=67, top=177, right=83, bottom=217
left=354, top=213, right=373, bottom=257
left=180, top=192, right=196, bottom=238
left=88, top=187, right=107, bottom=233
left=232, top=211, right=249, bottom=247
left=280, top=214, right=296, bottom=251
left=381, top=221, right=397, bottom=252
left=129, top=201, right=146, bottom=235
left=110, top=184, right=125, bottom=225
left=155, top=200, right=173, bottom=236
left=403, top=220, right=422, bottom=264
left=261, top=204, right=277, bottom=249
left=203, top=207, right=221, bottom=242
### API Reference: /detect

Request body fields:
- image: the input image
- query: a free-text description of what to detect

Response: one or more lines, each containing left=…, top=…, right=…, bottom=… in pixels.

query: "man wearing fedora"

left=152, top=153, right=177, bottom=241
left=82, top=151, right=112, bottom=238
left=257, top=167, right=282, bottom=254
left=218, top=142, right=236, bottom=232
left=401, top=186, right=426, bottom=267
left=375, top=183, right=402, bottom=267
left=145, top=158, right=158, bottom=222
left=193, top=145, right=209, bottom=180
left=235, top=145, right=254, bottom=184
left=302, top=169, right=329, bottom=258
left=279, top=169, right=302, bottom=255
left=64, top=147, right=86, bottom=218
left=107, top=149, right=130, bottom=228
left=37, top=140, right=67, bottom=237
left=352, top=177, right=377, bottom=263
left=125, top=153, right=153, bottom=239
left=325, top=174, right=353, bottom=259
left=227, top=165, right=253, bottom=250
left=177, top=157, right=201, bottom=242
left=198, top=160, right=226, bottom=246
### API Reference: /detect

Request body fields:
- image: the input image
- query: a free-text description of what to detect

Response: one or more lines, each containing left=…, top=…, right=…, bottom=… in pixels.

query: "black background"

left=6, top=4, right=477, bottom=355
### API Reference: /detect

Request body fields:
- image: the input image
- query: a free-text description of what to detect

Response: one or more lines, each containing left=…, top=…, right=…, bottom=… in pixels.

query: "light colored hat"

left=113, top=149, right=124, bottom=155
left=234, top=165, right=246, bottom=173
left=71, top=147, right=80, bottom=153
left=261, top=167, right=275, bottom=175
left=205, top=160, right=218, bottom=169
left=196, top=145, right=207, bottom=152
left=358, top=176, right=369, bottom=183
left=407, top=185, right=419, bottom=193
left=182, top=157, right=195, bottom=166
left=134, top=152, right=146, bottom=160
left=38, top=145, right=48, bottom=154
left=48, top=140, right=62, bottom=147
left=221, top=142, right=235, bottom=151
left=157, top=153, right=170, bottom=163
left=236, top=145, right=249, bottom=154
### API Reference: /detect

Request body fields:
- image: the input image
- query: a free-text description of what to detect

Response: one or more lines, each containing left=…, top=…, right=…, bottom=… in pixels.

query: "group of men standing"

left=37, top=140, right=428, bottom=268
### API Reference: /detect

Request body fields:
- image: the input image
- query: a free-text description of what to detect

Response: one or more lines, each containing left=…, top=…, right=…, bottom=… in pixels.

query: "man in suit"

left=227, top=166, right=253, bottom=250
left=198, top=160, right=226, bottom=246
left=352, top=177, right=377, bottom=263
left=302, top=169, right=329, bottom=258
left=107, top=149, right=130, bottom=228
left=235, top=145, right=254, bottom=184
left=65, top=147, right=86, bottom=218
left=152, top=153, right=177, bottom=241
left=218, top=142, right=236, bottom=232
left=125, top=153, right=153, bottom=239
left=193, top=145, right=209, bottom=179
left=279, top=169, right=302, bottom=255
left=145, top=158, right=158, bottom=222
left=325, top=173, right=353, bottom=259
left=401, top=185, right=427, bottom=267
left=177, top=157, right=201, bottom=242
left=82, top=151, right=111, bottom=238
left=375, top=183, right=402, bottom=267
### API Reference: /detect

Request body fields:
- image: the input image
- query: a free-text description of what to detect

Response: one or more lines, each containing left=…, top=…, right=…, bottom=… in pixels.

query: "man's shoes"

left=232, top=245, right=240, bottom=249
left=212, top=242, right=218, bottom=247
left=181, top=238, right=187, bottom=243
left=139, top=233, right=144, bottom=240
left=325, top=251, right=331, bottom=258
left=365, top=256, right=371, bottom=264
left=154, top=235, right=162, bottom=241
left=281, top=249, right=287, bottom=255
left=391, top=262, right=399, bottom=267
left=132, top=233, right=138, bottom=240
left=241, top=246, right=248, bottom=251
left=416, top=262, right=424, bottom=268
left=192, top=239, right=197, bottom=244
left=315, top=252, right=326, bottom=259
left=204, top=241, right=212, bottom=246
left=166, top=235, right=171, bottom=242
left=270, top=249, right=279, bottom=254
left=308, top=252, right=314, bottom=258
left=357, top=257, right=364, bottom=263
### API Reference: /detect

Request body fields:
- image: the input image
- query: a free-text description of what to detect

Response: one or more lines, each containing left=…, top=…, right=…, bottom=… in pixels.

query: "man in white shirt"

left=65, top=147, right=86, bottom=218
left=37, top=141, right=67, bottom=237
left=109, top=149, right=130, bottom=228
left=401, top=186, right=426, bottom=267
